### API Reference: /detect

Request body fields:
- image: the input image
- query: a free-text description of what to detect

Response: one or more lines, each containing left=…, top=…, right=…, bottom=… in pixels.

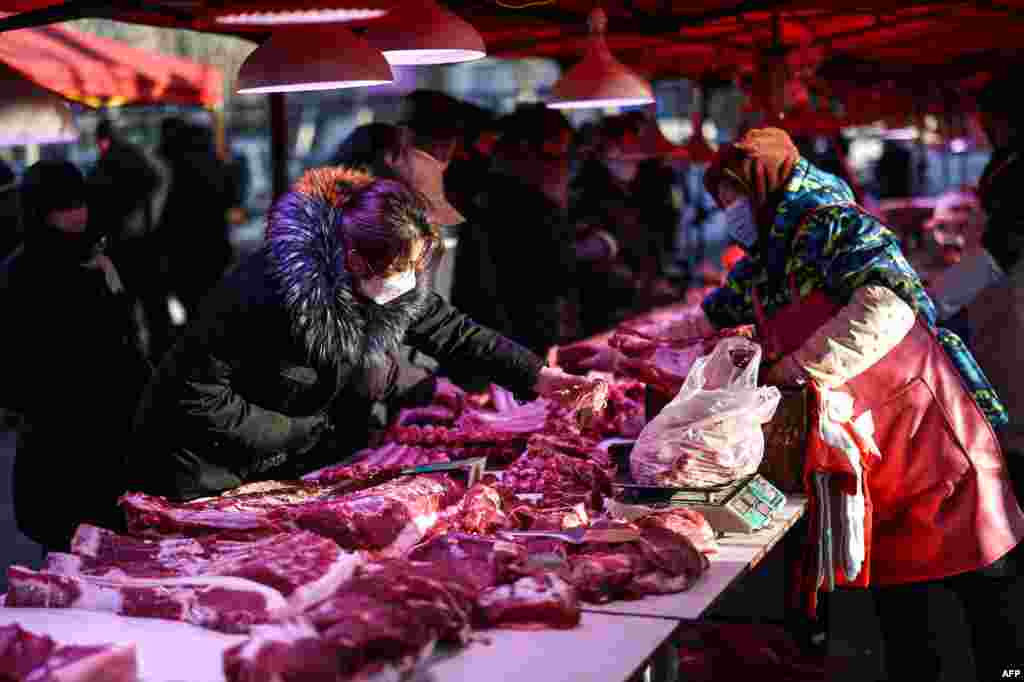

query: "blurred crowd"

left=3, top=78, right=1020, bottom=428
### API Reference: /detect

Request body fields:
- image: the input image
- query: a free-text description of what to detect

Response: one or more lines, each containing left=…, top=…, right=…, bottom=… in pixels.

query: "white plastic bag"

left=630, top=337, right=781, bottom=487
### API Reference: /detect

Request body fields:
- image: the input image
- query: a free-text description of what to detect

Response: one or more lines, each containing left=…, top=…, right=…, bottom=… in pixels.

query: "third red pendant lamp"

left=547, top=8, right=655, bottom=110
left=363, top=1, right=486, bottom=66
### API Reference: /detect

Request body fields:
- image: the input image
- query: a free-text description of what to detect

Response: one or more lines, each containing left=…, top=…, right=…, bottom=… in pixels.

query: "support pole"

left=270, top=92, right=288, bottom=201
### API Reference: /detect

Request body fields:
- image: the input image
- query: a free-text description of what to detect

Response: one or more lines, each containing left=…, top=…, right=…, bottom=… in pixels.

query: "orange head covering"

left=704, top=127, right=800, bottom=210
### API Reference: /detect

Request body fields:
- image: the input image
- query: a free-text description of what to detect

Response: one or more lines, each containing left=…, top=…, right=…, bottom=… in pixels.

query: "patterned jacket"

left=702, top=157, right=1007, bottom=427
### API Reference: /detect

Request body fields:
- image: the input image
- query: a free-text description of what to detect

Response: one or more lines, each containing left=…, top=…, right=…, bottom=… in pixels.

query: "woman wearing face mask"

left=128, top=166, right=593, bottom=502
left=2, top=161, right=151, bottom=551
left=669, top=128, right=1024, bottom=681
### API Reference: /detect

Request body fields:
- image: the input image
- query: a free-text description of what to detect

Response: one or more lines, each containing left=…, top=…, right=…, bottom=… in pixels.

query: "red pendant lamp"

left=363, top=1, right=486, bottom=66
left=236, top=24, right=393, bottom=94
left=547, top=8, right=654, bottom=110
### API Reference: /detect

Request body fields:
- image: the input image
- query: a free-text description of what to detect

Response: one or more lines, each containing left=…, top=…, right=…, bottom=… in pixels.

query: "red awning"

left=0, top=17, right=223, bottom=107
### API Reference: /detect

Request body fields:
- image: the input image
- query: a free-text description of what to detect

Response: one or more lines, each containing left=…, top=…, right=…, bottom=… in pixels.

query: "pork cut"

left=50, top=526, right=363, bottom=614
left=0, top=623, right=137, bottom=682
left=500, top=445, right=614, bottom=507
left=5, top=566, right=289, bottom=634
left=300, top=444, right=450, bottom=487
left=476, top=573, right=581, bottom=629
left=222, top=619, right=350, bottom=682
left=406, top=533, right=527, bottom=593
left=289, top=475, right=462, bottom=557
left=120, top=492, right=287, bottom=539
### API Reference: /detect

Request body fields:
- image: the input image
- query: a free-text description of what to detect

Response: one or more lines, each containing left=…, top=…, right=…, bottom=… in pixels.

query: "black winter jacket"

left=129, top=177, right=543, bottom=501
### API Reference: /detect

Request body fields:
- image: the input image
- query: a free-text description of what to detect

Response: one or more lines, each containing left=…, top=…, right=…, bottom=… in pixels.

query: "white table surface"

left=0, top=608, right=247, bottom=682
left=582, top=497, right=808, bottom=620
left=425, top=611, right=678, bottom=682
left=0, top=608, right=678, bottom=682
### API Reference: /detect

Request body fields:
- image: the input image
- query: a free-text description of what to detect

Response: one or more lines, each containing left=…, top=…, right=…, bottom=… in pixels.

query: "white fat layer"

left=240, top=620, right=320, bottom=661
left=285, top=551, right=363, bottom=614
left=70, top=574, right=289, bottom=614
left=478, top=575, right=563, bottom=608
left=71, top=581, right=126, bottom=612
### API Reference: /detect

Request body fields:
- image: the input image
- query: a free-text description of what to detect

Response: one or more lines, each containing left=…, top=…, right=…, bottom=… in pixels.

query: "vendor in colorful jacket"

left=670, top=127, right=1024, bottom=681
left=128, top=166, right=593, bottom=502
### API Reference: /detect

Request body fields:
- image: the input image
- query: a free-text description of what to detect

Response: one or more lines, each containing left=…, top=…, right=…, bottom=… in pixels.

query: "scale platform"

left=606, top=444, right=787, bottom=533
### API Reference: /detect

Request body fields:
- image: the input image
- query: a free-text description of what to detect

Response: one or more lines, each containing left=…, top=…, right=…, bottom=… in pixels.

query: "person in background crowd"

left=964, top=73, right=1024, bottom=481
left=401, top=89, right=463, bottom=167
left=445, top=99, right=501, bottom=217
left=904, top=188, right=980, bottom=289
left=0, top=159, right=20, bottom=262
left=670, top=127, right=1023, bottom=682
left=874, top=139, right=914, bottom=199
left=920, top=189, right=995, bottom=339
left=0, top=161, right=151, bottom=551
left=570, top=114, right=678, bottom=335
left=156, top=119, right=238, bottom=336
left=88, top=118, right=168, bottom=362
left=474, top=104, right=616, bottom=355
left=128, top=168, right=596, bottom=501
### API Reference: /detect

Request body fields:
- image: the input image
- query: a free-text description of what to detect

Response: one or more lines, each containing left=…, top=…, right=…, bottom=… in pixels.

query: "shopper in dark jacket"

left=2, top=161, right=151, bottom=551
left=129, top=167, right=593, bottom=501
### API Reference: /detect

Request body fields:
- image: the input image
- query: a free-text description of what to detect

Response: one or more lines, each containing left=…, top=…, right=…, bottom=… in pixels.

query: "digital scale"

left=613, top=474, right=787, bottom=534
left=606, top=442, right=787, bottom=534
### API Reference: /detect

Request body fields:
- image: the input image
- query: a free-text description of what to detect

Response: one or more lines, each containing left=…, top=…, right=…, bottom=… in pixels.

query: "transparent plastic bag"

left=630, top=337, right=781, bottom=487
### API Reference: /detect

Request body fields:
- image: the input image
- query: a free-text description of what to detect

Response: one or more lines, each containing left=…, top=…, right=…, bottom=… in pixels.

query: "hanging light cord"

left=493, top=0, right=557, bottom=8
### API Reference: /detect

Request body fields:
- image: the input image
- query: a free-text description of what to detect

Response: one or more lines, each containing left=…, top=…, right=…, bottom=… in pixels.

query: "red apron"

left=754, top=275, right=1024, bottom=588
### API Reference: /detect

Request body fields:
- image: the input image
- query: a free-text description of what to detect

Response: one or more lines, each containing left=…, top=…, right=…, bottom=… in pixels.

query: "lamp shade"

left=0, top=67, right=78, bottom=146
left=547, top=8, right=654, bottom=110
left=364, top=1, right=485, bottom=65
left=237, top=25, right=393, bottom=94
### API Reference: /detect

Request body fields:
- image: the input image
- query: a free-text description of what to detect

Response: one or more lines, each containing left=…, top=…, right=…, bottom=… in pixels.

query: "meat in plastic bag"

left=630, top=337, right=781, bottom=488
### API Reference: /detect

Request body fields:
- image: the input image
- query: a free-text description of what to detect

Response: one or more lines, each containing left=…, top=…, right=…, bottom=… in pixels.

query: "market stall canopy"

left=1, top=2, right=1022, bottom=77
left=0, top=14, right=223, bottom=107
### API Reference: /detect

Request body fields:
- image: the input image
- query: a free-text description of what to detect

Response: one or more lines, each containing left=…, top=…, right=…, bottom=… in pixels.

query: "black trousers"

left=871, top=549, right=1024, bottom=682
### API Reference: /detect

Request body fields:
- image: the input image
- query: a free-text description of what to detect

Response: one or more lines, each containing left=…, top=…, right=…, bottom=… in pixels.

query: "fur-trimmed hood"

left=263, top=166, right=433, bottom=376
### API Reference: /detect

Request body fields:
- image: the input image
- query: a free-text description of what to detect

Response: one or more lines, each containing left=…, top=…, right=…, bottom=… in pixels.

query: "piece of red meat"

left=500, top=444, right=614, bottom=507
left=5, top=565, right=289, bottom=634
left=0, top=624, right=137, bottom=682
left=476, top=572, right=581, bottom=630
left=406, top=533, right=527, bottom=593
left=48, top=528, right=362, bottom=614
left=119, top=492, right=288, bottom=539
left=288, top=475, right=462, bottom=557
left=300, top=446, right=450, bottom=487
left=634, top=507, right=719, bottom=557
left=222, top=619, right=349, bottom=682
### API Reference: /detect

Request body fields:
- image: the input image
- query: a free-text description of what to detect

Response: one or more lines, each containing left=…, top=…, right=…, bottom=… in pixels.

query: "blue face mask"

left=724, top=198, right=758, bottom=249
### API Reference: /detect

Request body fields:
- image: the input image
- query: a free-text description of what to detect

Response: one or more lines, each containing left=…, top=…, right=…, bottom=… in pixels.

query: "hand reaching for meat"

left=534, top=367, right=609, bottom=428
left=534, top=367, right=598, bottom=401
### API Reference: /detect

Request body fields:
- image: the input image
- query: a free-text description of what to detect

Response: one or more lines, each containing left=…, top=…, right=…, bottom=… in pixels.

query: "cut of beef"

left=634, top=507, right=719, bottom=557
left=476, top=573, right=581, bottom=629
left=54, top=526, right=362, bottom=613
left=406, top=533, right=526, bottom=592
left=500, top=445, right=613, bottom=507
left=5, top=566, right=288, bottom=634
left=120, top=492, right=286, bottom=539
left=569, top=551, right=650, bottom=603
left=0, top=624, right=137, bottom=682
left=289, top=475, right=461, bottom=557
left=222, top=619, right=347, bottom=682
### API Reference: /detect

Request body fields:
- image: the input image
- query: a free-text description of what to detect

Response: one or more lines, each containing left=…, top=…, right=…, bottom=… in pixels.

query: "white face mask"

left=359, top=268, right=417, bottom=304
left=724, top=198, right=759, bottom=249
